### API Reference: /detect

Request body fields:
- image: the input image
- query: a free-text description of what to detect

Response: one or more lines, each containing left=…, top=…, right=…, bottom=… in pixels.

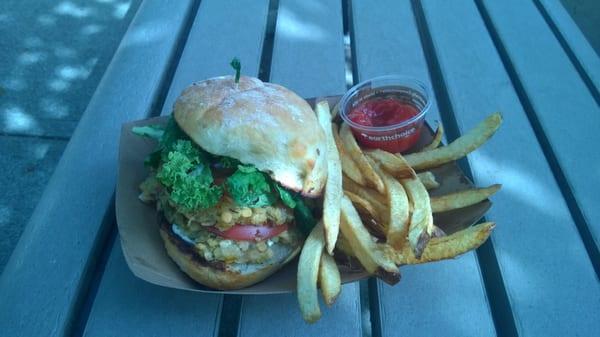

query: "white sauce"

left=172, top=224, right=195, bottom=244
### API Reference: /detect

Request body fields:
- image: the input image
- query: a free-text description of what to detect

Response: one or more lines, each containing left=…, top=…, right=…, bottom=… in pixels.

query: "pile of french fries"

left=297, top=101, right=503, bottom=323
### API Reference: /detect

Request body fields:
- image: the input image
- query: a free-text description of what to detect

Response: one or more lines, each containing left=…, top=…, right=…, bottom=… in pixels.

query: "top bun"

left=173, top=75, right=327, bottom=197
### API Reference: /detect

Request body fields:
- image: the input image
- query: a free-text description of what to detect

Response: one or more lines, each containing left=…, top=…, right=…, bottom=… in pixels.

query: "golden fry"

left=342, top=176, right=388, bottom=213
left=319, top=253, right=341, bottom=306
left=403, top=113, right=502, bottom=170
left=394, top=152, right=434, bottom=258
left=368, top=158, right=410, bottom=250
left=431, top=185, right=501, bottom=213
left=366, top=149, right=416, bottom=179
left=344, top=190, right=386, bottom=237
left=333, top=124, right=367, bottom=186
left=316, top=101, right=342, bottom=254
left=340, top=123, right=385, bottom=193
left=297, top=221, right=325, bottom=323
left=417, top=171, right=440, bottom=190
left=421, top=123, right=444, bottom=151
left=340, top=196, right=399, bottom=280
left=384, top=222, right=495, bottom=265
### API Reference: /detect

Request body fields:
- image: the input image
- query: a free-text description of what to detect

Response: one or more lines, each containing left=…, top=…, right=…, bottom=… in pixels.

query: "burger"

left=134, top=75, right=327, bottom=290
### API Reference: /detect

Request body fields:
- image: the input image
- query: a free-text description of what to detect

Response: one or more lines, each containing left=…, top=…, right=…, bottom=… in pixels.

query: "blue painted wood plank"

left=82, top=1, right=271, bottom=336
left=0, top=2, right=196, bottom=336
left=538, top=0, right=600, bottom=96
left=351, top=1, right=496, bottom=336
left=269, top=0, right=347, bottom=97
left=83, top=244, right=222, bottom=337
left=481, top=0, right=600, bottom=257
left=238, top=284, right=361, bottom=337
left=422, top=0, right=600, bottom=336
left=237, top=1, right=362, bottom=334
left=160, top=0, right=270, bottom=116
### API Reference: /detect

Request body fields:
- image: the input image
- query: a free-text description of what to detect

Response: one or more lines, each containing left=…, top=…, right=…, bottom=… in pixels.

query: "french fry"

left=340, top=196, right=400, bottom=284
left=302, top=147, right=328, bottom=197
left=331, top=102, right=340, bottom=119
left=344, top=190, right=386, bottom=237
left=431, top=185, right=501, bottom=213
left=340, top=123, right=385, bottom=193
left=333, top=124, right=367, bottom=186
left=394, top=152, right=434, bottom=258
left=344, top=190, right=380, bottom=223
left=316, top=101, right=342, bottom=254
left=297, top=221, right=325, bottom=323
left=319, top=253, right=341, bottom=306
left=417, top=171, right=440, bottom=190
left=421, top=123, right=444, bottom=151
left=368, top=158, right=410, bottom=250
left=342, top=175, right=387, bottom=206
left=403, top=113, right=502, bottom=170
left=366, top=149, right=416, bottom=179
left=384, top=222, right=495, bottom=265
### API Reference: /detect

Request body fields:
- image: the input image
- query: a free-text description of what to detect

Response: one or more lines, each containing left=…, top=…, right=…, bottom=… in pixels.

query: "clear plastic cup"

left=339, top=75, right=431, bottom=153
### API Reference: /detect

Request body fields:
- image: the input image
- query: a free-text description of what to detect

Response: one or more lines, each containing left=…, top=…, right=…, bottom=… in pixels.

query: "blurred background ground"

left=0, top=0, right=597, bottom=275
left=0, top=0, right=141, bottom=274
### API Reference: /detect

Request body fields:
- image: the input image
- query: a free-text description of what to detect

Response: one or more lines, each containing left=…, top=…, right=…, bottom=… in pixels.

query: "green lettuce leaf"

left=226, top=165, right=277, bottom=207
left=293, top=197, right=317, bottom=236
left=274, top=185, right=297, bottom=209
left=132, top=125, right=164, bottom=140
left=156, top=140, right=223, bottom=211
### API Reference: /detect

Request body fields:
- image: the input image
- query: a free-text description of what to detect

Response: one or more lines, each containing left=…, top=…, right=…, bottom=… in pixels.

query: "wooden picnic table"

left=1, top=1, right=599, bottom=336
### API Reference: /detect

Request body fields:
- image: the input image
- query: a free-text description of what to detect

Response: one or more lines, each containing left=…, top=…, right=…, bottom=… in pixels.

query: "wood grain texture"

left=269, top=0, right=346, bottom=97
left=538, top=0, right=600, bottom=95
left=82, top=1, right=271, bottom=336
left=423, top=0, right=600, bottom=336
left=0, top=2, right=196, bottom=336
left=352, top=1, right=496, bottom=336
left=237, top=1, right=361, bottom=335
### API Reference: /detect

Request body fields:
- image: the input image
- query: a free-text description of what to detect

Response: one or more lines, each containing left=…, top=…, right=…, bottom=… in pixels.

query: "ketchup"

left=346, top=97, right=423, bottom=153
left=348, top=98, right=419, bottom=127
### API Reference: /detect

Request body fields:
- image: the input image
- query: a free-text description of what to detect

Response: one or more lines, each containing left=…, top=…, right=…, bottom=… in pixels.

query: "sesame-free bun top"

left=173, top=75, right=327, bottom=197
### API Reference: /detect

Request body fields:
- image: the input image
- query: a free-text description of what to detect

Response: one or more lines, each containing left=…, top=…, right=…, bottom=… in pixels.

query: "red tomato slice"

left=207, top=223, right=289, bottom=241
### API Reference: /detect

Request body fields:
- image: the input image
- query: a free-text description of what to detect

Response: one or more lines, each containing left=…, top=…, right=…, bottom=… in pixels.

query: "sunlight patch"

left=40, top=98, right=70, bottom=118
left=48, top=79, right=70, bottom=92
left=18, top=52, right=47, bottom=65
left=3, top=106, right=37, bottom=132
left=54, top=1, right=93, bottom=18
left=113, top=2, right=132, bottom=19
left=81, top=24, right=104, bottom=35
left=37, top=15, right=57, bottom=26
left=277, top=8, right=327, bottom=42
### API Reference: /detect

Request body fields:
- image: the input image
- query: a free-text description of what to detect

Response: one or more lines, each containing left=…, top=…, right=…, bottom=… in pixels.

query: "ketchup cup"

left=339, top=76, right=431, bottom=153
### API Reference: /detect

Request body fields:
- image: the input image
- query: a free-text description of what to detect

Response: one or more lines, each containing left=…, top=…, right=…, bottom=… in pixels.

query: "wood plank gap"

left=342, top=0, right=355, bottom=88
left=153, top=0, right=204, bottom=116
left=366, top=279, right=381, bottom=337
left=0, top=131, right=71, bottom=141
left=412, top=1, right=518, bottom=336
left=216, top=295, right=242, bottom=337
left=69, top=211, right=118, bottom=337
left=533, top=0, right=600, bottom=105
left=258, top=0, right=280, bottom=82
left=474, top=0, right=600, bottom=280
left=346, top=0, right=359, bottom=88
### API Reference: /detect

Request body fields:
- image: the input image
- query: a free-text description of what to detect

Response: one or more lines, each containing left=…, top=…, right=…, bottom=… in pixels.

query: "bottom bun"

left=159, top=226, right=302, bottom=290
